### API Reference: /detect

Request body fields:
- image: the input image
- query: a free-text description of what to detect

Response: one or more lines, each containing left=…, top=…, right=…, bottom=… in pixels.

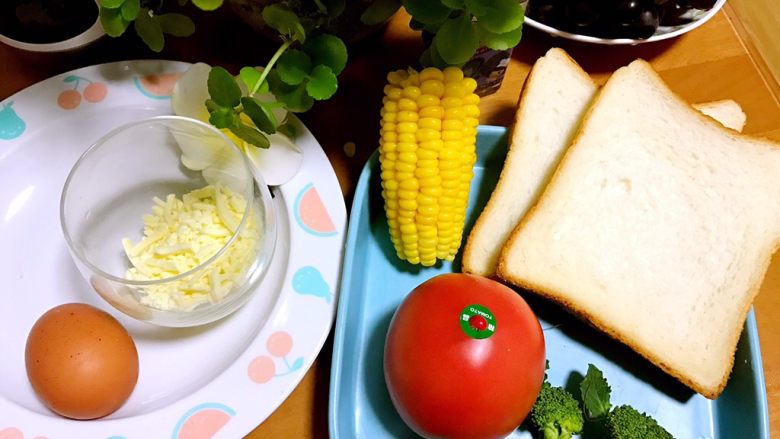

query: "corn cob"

left=378, top=66, right=480, bottom=267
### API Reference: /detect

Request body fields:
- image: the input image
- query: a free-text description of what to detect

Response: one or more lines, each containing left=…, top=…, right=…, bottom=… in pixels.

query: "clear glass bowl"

left=60, top=116, right=277, bottom=327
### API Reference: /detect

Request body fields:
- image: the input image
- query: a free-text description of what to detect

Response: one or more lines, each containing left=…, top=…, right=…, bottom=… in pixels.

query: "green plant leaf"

left=205, top=99, right=221, bottom=112
left=100, top=7, right=130, bottom=37
left=208, top=66, right=242, bottom=108
left=478, top=23, right=522, bottom=50
left=303, top=34, right=348, bottom=75
left=420, top=43, right=447, bottom=69
left=158, top=13, right=195, bottom=37
left=277, top=49, right=312, bottom=85
left=402, top=0, right=452, bottom=25
left=466, top=0, right=524, bottom=33
left=434, top=13, right=479, bottom=65
left=277, top=123, right=296, bottom=138
left=99, top=0, right=125, bottom=9
left=580, top=364, right=612, bottom=421
left=241, top=97, right=277, bottom=134
left=192, top=0, right=223, bottom=11
left=361, top=0, right=401, bottom=25
left=230, top=122, right=270, bottom=148
left=306, top=65, right=337, bottom=100
left=408, top=18, right=426, bottom=30
left=268, top=70, right=313, bottom=113
left=321, top=0, right=346, bottom=17
left=239, top=67, right=268, bottom=94
left=262, top=5, right=306, bottom=43
left=209, top=107, right=235, bottom=129
left=441, top=0, right=464, bottom=8
left=120, top=0, right=140, bottom=21
left=134, top=9, right=164, bottom=52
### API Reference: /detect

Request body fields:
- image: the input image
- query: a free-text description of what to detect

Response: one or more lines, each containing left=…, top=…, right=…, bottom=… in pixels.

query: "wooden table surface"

left=2, top=4, right=778, bottom=437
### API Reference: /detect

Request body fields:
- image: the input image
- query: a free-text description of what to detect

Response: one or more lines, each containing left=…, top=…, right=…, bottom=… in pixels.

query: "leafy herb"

left=192, top=5, right=346, bottom=148
left=580, top=364, right=612, bottom=420
left=98, top=0, right=207, bottom=51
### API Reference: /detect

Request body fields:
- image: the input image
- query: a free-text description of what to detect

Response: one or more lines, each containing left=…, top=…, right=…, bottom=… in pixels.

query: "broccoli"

left=606, top=405, right=674, bottom=439
left=528, top=383, right=584, bottom=439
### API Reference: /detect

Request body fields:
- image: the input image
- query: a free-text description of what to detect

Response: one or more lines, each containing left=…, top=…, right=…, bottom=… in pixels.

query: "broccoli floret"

left=606, top=405, right=675, bottom=439
left=528, top=384, right=584, bottom=439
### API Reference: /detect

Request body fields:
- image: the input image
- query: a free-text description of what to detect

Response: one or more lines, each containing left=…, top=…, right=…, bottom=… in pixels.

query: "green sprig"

left=99, top=0, right=203, bottom=51
left=200, top=5, right=347, bottom=149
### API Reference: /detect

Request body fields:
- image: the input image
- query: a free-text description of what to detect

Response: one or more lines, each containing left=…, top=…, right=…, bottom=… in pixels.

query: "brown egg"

left=25, top=303, right=139, bottom=420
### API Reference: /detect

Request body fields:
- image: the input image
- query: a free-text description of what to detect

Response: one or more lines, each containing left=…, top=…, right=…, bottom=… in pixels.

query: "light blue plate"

left=329, top=126, right=770, bottom=439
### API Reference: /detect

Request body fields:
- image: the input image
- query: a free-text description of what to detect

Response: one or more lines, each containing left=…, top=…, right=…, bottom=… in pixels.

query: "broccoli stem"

left=542, top=424, right=573, bottom=439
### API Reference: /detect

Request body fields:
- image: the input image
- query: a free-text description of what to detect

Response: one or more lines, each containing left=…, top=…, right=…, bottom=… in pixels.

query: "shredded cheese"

left=123, top=184, right=260, bottom=311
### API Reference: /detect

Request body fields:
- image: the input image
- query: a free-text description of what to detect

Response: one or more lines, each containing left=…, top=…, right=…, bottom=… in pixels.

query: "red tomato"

left=384, top=273, right=546, bottom=439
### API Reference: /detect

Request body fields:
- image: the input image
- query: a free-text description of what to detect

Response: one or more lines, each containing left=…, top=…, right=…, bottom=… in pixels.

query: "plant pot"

left=462, top=46, right=514, bottom=97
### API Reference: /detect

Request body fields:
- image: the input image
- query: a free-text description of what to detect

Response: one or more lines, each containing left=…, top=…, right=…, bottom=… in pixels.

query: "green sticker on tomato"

left=460, top=304, right=496, bottom=339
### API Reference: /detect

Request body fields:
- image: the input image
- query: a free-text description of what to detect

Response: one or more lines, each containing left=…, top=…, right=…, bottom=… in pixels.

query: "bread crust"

left=497, top=58, right=780, bottom=399
left=462, top=48, right=595, bottom=277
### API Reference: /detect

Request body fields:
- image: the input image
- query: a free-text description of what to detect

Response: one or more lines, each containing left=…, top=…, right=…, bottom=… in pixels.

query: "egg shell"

left=25, top=303, right=139, bottom=420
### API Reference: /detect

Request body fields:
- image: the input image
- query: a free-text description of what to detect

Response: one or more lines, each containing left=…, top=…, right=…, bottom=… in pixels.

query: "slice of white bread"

left=462, top=48, right=747, bottom=277
left=496, top=59, right=780, bottom=399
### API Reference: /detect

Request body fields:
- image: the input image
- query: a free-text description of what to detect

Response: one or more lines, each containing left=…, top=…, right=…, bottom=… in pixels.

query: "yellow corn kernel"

left=417, top=95, right=440, bottom=108
left=419, top=67, right=444, bottom=82
left=462, top=77, right=478, bottom=94
left=398, top=98, right=417, bottom=111
left=441, top=97, right=463, bottom=109
left=400, top=178, right=419, bottom=191
left=397, top=122, right=417, bottom=133
left=397, top=142, right=415, bottom=153
left=386, top=87, right=402, bottom=100
left=416, top=129, right=439, bottom=142
left=463, top=93, right=480, bottom=105
left=417, top=148, right=438, bottom=160
left=443, top=66, right=464, bottom=83
left=418, top=118, right=442, bottom=131
left=444, top=82, right=465, bottom=99
left=402, top=86, right=422, bottom=100
left=420, top=140, right=443, bottom=151
left=398, top=152, right=417, bottom=164
left=398, top=133, right=416, bottom=143
left=397, top=111, right=418, bottom=123
left=419, top=106, right=444, bottom=119
left=420, top=80, right=445, bottom=97
left=444, top=107, right=465, bottom=120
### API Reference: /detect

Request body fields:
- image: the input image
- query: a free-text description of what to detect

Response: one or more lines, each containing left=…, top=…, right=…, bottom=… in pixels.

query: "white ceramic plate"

left=522, top=0, right=726, bottom=45
left=0, top=60, right=346, bottom=438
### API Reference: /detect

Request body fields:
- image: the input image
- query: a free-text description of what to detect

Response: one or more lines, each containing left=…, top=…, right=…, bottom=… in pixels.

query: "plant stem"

left=251, top=39, right=293, bottom=95
left=313, top=0, right=327, bottom=13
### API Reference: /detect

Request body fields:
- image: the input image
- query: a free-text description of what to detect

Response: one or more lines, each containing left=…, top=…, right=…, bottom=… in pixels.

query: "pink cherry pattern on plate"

left=267, top=331, right=293, bottom=357
left=57, top=75, right=107, bottom=110
left=248, top=331, right=304, bottom=384
left=0, top=428, right=23, bottom=439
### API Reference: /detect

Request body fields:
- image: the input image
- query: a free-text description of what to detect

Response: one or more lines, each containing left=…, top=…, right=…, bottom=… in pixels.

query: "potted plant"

left=96, top=0, right=525, bottom=148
